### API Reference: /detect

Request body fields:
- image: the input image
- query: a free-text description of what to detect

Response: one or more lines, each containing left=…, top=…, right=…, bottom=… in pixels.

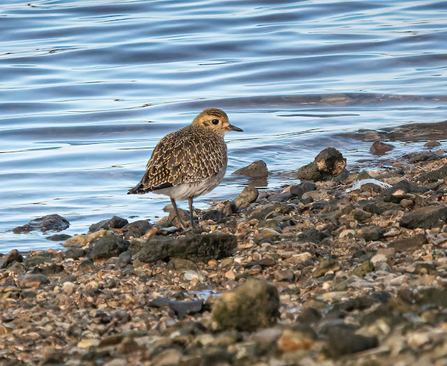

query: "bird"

left=128, top=108, right=243, bottom=230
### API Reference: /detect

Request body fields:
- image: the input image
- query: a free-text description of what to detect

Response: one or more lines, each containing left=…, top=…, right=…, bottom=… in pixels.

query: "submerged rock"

left=13, top=214, right=69, bottom=234
left=297, top=147, right=346, bottom=181
left=370, top=141, right=394, bottom=155
left=211, top=278, right=280, bottom=331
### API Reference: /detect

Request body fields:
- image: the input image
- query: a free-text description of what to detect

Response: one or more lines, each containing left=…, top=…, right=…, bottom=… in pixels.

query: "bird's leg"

left=170, top=198, right=188, bottom=231
left=188, top=197, right=195, bottom=229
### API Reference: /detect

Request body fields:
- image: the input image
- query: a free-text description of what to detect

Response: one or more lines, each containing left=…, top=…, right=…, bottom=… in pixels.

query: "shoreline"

left=1, top=142, right=447, bottom=365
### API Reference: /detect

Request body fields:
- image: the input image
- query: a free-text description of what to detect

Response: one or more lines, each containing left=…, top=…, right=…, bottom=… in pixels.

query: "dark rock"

left=384, top=180, right=427, bottom=203
left=17, top=273, right=50, bottom=287
left=290, top=181, right=317, bottom=198
left=122, top=220, right=151, bottom=239
left=404, top=151, right=440, bottom=163
left=358, top=225, right=383, bottom=241
left=298, top=307, right=322, bottom=324
left=425, top=141, right=441, bottom=149
left=335, top=292, right=391, bottom=312
left=167, top=258, right=199, bottom=272
left=313, top=259, right=340, bottom=278
left=400, top=205, right=447, bottom=229
left=233, top=160, right=269, bottom=178
left=211, top=278, right=280, bottom=331
left=369, top=141, right=394, bottom=155
left=13, top=214, right=69, bottom=234
left=297, top=148, right=346, bottom=182
left=298, top=228, right=330, bottom=244
left=418, top=164, right=447, bottom=182
left=274, top=269, right=294, bottom=282
left=202, top=210, right=226, bottom=222
left=325, top=327, right=378, bottom=357
left=351, top=261, right=374, bottom=277
left=134, top=233, right=237, bottom=263
left=149, top=297, right=203, bottom=318
left=352, top=208, right=372, bottom=222
left=78, top=259, right=96, bottom=272
left=46, top=234, right=71, bottom=242
left=116, top=251, right=132, bottom=269
left=267, top=191, right=292, bottom=202
left=89, top=216, right=129, bottom=233
left=389, top=233, right=428, bottom=252
left=234, top=186, right=259, bottom=209
left=35, top=263, right=64, bottom=276
left=244, top=257, right=277, bottom=269
left=417, top=287, right=447, bottom=307
left=24, top=253, right=53, bottom=268
left=0, top=249, right=23, bottom=269
left=64, top=247, right=86, bottom=260
left=247, top=203, right=293, bottom=220
left=89, top=234, right=128, bottom=261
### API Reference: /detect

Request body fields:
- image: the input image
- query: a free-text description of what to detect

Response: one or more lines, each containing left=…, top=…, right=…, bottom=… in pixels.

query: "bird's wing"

left=139, top=127, right=227, bottom=191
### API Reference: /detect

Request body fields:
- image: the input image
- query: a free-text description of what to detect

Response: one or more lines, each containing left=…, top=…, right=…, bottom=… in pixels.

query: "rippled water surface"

left=1, top=0, right=447, bottom=251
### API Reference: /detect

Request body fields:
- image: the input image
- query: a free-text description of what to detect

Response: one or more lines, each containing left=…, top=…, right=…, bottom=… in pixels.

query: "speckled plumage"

left=128, top=108, right=243, bottom=230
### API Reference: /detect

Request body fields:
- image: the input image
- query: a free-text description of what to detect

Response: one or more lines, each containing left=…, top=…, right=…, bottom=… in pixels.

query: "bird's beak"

left=228, top=124, right=243, bottom=132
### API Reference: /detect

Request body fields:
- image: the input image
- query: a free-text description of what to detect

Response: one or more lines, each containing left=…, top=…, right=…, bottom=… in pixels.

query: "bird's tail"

left=128, top=182, right=144, bottom=194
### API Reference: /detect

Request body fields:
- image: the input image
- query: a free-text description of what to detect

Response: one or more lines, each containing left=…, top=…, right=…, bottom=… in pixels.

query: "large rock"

left=0, top=249, right=23, bottom=269
left=417, top=163, right=447, bottom=182
left=13, top=214, right=69, bottom=234
left=233, top=160, right=269, bottom=178
left=400, top=205, right=447, bottom=229
left=89, top=234, right=128, bottom=261
left=389, top=233, right=427, bottom=252
left=297, top=148, right=346, bottom=181
left=211, top=278, right=280, bottom=331
left=132, top=233, right=237, bottom=263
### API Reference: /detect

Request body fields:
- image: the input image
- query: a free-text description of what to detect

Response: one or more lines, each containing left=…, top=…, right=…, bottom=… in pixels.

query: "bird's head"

left=192, top=108, right=243, bottom=136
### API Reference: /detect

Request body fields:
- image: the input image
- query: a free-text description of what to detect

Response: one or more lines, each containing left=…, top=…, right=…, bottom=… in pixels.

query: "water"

left=1, top=0, right=447, bottom=252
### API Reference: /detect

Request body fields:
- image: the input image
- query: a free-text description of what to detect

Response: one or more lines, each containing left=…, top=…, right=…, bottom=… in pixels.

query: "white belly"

left=153, top=169, right=226, bottom=201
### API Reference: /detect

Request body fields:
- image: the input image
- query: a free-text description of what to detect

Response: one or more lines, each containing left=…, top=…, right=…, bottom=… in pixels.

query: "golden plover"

left=128, top=108, right=243, bottom=230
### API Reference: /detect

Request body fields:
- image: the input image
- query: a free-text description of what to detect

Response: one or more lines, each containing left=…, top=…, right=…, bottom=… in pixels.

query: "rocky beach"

left=2, top=122, right=447, bottom=366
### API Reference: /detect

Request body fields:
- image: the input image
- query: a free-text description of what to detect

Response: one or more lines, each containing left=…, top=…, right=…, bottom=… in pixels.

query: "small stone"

left=116, top=251, right=132, bottom=269
left=351, top=261, right=374, bottom=277
left=313, top=259, right=340, bottom=278
left=122, top=220, right=151, bottom=239
left=77, top=339, right=99, bottom=349
left=274, top=269, right=294, bottom=282
left=369, top=141, right=394, bottom=155
left=234, top=186, right=259, bottom=209
left=203, top=210, right=226, bottom=222
left=211, top=278, right=280, bottom=331
left=254, top=228, right=281, bottom=244
left=297, top=147, right=346, bottom=181
left=233, top=160, right=269, bottom=178
left=62, top=282, right=75, bottom=295
left=289, top=252, right=313, bottom=264
left=277, top=328, right=316, bottom=352
left=371, top=254, right=388, bottom=266
left=225, top=270, right=236, bottom=280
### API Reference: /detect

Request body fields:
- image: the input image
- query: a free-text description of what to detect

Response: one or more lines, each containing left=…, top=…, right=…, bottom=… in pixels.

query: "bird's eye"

left=211, top=119, right=219, bottom=125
